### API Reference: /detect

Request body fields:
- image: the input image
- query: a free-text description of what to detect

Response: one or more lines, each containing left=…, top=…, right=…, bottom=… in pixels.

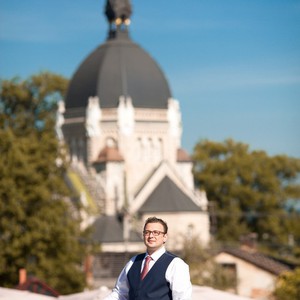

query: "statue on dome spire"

left=105, top=0, right=132, bottom=37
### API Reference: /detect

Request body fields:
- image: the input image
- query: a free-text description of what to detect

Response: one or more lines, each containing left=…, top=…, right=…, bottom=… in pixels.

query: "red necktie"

left=141, top=256, right=152, bottom=280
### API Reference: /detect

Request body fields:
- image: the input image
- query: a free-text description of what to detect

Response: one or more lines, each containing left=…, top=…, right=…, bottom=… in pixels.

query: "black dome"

left=65, top=32, right=172, bottom=110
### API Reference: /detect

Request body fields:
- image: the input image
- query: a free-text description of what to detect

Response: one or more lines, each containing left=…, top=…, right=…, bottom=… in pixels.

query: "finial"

left=105, top=0, right=132, bottom=38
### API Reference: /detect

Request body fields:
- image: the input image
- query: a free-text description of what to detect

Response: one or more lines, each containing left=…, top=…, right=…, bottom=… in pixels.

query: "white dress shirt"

left=100, top=247, right=192, bottom=300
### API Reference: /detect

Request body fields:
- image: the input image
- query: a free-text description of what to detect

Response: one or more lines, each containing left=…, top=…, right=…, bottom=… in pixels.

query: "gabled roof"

left=131, top=160, right=203, bottom=214
left=92, top=215, right=142, bottom=243
left=139, top=176, right=201, bottom=213
left=220, top=248, right=291, bottom=275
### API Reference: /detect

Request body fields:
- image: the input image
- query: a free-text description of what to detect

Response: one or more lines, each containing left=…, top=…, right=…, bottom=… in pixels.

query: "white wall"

left=215, top=252, right=276, bottom=299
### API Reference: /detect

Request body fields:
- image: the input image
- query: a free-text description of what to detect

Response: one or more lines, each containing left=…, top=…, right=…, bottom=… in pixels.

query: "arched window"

left=106, top=137, right=117, bottom=148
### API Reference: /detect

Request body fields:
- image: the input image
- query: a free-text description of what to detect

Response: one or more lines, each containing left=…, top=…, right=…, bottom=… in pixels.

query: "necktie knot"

left=141, top=255, right=152, bottom=280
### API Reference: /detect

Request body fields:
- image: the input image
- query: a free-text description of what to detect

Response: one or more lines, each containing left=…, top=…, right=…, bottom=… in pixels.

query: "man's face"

left=143, top=222, right=168, bottom=254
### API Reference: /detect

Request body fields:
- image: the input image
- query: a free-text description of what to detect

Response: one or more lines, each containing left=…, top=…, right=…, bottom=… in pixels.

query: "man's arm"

left=166, top=257, right=192, bottom=300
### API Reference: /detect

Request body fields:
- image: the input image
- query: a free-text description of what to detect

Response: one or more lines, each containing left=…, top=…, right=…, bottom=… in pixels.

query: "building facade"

left=58, top=0, right=210, bottom=270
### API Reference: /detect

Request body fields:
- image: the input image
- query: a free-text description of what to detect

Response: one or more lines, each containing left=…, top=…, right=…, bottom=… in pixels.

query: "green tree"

left=192, top=139, right=300, bottom=250
left=0, top=73, right=85, bottom=294
left=274, top=268, right=300, bottom=300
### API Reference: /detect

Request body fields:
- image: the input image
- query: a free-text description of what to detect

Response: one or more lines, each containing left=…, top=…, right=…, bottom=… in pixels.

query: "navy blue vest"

left=127, top=252, right=176, bottom=300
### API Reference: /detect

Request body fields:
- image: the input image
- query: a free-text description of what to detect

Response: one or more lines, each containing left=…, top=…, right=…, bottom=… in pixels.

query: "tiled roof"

left=221, top=248, right=291, bottom=275
left=94, top=146, right=124, bottom=163
left=92, top=215, right=142, bottom=243
left=139, top=176, right=201, bottom=213
left=177, top=148, right=192, bottom=162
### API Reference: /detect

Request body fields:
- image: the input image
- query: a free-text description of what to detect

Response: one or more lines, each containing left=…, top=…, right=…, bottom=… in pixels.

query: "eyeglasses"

left=143, top=230, right=165, bottom=236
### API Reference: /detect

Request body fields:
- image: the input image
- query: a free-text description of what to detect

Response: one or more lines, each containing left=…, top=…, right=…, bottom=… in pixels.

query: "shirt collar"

left=146, top=246, right=166, bottom=262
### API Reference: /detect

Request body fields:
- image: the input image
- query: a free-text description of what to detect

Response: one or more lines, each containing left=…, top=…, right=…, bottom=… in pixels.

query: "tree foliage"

left=274, top=268, right=300, bottom=300
left=192, top=139, right=300, bottom=252
left=0, top=73, right=85, bottom=294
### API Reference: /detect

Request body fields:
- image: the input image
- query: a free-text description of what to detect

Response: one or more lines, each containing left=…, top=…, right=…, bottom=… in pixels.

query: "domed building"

left=58, top=0, right=209, bottom=283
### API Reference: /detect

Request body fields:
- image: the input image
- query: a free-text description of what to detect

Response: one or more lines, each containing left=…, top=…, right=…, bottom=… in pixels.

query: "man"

left=100, top=216, right=192, bottom=300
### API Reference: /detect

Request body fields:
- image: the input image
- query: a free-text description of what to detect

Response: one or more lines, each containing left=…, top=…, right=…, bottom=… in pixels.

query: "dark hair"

left=143, top=217, right=168, bottom=234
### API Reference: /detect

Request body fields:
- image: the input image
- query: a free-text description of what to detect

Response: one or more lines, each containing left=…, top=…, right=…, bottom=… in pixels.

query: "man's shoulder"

left=160, top=251, right=177, bottom=264
left=164, top=252, right=189, bottom=267
left=165, top=251, right=177, bottom=258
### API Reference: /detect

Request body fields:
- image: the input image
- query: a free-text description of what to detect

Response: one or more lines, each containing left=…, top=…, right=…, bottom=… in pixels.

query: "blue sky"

left=1, top=0, right=300, bottom=158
